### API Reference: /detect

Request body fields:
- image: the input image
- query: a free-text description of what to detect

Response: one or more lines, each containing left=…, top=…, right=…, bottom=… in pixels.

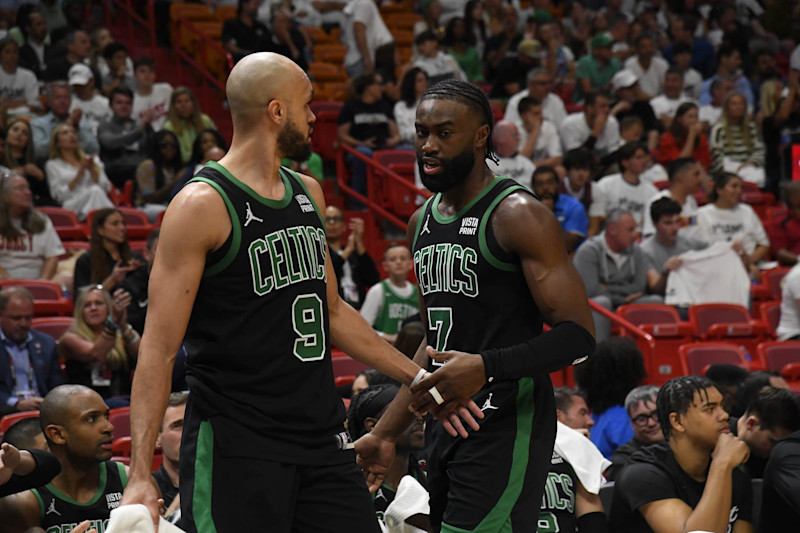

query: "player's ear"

left=364, top=417, right=379, bottom=432
left=474, top=124, right=490, bottom=151
left=45, top=424, right=66, bottom=446
left=745, top=415, right=760, bottom=432
left=267, top=99, right=284, bottom=124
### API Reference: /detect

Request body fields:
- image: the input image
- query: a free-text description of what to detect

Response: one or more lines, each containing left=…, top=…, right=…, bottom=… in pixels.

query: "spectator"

left=777, top=260, right=800, bottom=340
left=337, top=72, right=401, bottom=203
left=698, top=78, right=732, bottom=132
left=89, top=27, right=132, bottom=80
left=705, top=364, right=750, bottom=415
left=162, top=86, right=217, bottom=166
left=731, top=372, right=791, bottom=418
left=131, top=56, right=172, bottom=132
left=574, top=209, right=662, bottom=343
left=532, top=166, right=587, bottom=254
left=0, top=173, right=65, bottom=282
left=222, top=0, right=271, bottom=63
left=443, top=17, right=484, bottom=83
left=73, top=207, right=144, bottom=293
left=169, top=131, right=228, bottom=198
left=134, top=131, right=183, bottom=222
left=486, top=120, right=535, bottom=189
left=642, top=158, right=705, bottom=238
left=97, top=86, right=153, bottom=189
left=464, top=0, right=487, bottom=58
left=588, top=142, right=659, bottom=235
left=360, top=244, right=418, bottom=344
left=662, top=15, right=715, bottom=78
left=3, top=119, right=55, bottom=206
left=770, top=182, right=800, bottom=266
left=0, top=38, right=41, bottom=125
left=43, top=29, right=94, bottom=83
left=560, top=148, right=594, bottom=213
left=17, top=10, right=50, bottom=80
left=68, top=63, right=111, bottom=136
left=516, top=97, right=562, bottom=169
left=414, top=31, right=465, bottom=85
left=671, top=41, right=703, bottom=101
left=609, top=376, right=753, bottom=532
left=1, top=416, right=46, bottom=451
left=505, top=68, right=568, bottom=133
left=641, top=197, right=709, bottom=298
left=623, top=34, right=668, bottom=99
left=654, top=103, right=710, bottom=171
left=650, top=68, right=696, bottom=131
left=268, top=5, right=309, bottom=72
left=710, top=92, right=765, bottom=186
left=31, top=81, right=99, bottom=163
left=728, top=386, right=800, bottom=479
left=606, top=385, right=663, bottom=482
left=537, top=16, right=576, bottom=87
left=394, top=68, right=428, bottom=146
left=325, top=206, right=378, bottom=309
left=153, top=391, right=187, bottom=513
left=608, top=69, right=658, bottom=151
left=760, top=427, right=800, bottom=531
left=699, top=43, right=753, bottom=108
left=342, top=0, right=395, bottom=78
left=0, top=287, right=64, bottom=412
left=413, top=0, right=443, bottom=38
left=762, top=78, right=800, bottom=195
left=574, top=33, right=621, bottom=103
left=117, top=228, right=157, bottom=335
left=554, top=387, right=595, bottom=438
left=99, top=42, right=136, bottom=97
left=696, top=172, right=769, bottom=278
left=575, top=337, right=647, bottom=458
left=44, top=123, right=113, bottom=220
left=483, top=4, right=522, bottom=81
left=561, top=91, right=620, bottom=160
left=394, top=320, right=425, bottom=360
left=60, top=285, right=139, bottom=400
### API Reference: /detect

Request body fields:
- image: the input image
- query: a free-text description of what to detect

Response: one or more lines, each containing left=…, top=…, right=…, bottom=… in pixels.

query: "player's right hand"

left=712, top=432, right=750, bottom=469
left=354, top=432, right=396, bottom=493
left=120, top=475, right=162, bottom=530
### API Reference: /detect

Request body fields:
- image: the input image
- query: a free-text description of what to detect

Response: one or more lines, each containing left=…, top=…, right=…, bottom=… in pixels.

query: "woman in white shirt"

left=45, top=123, right=113, bottom=221
left=696, top=171, right=769, bottom=278
left=0, top=38, right=41, bottom=124
left=393, top=68, right=428, bottom=146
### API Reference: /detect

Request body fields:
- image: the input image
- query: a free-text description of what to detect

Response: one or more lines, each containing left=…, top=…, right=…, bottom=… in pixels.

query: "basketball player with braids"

left=355, top=79, right=596, bottom=532
left=120, top=53, right=481, bottom=532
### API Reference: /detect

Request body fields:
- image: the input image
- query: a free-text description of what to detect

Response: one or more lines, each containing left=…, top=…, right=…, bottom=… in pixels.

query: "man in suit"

left=0, top=287, right=64, bottom=412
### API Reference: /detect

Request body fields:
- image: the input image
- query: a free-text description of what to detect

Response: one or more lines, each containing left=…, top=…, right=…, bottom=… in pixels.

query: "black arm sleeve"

left=0, top=449, right=61, bottom=497
left=577, top=511, right=609, bottom=533
left=480, top=321, right=595, bottom=381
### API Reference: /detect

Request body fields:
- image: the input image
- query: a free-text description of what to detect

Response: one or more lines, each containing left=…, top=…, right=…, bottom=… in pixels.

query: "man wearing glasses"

left=606, top=385, right=663, bottom=481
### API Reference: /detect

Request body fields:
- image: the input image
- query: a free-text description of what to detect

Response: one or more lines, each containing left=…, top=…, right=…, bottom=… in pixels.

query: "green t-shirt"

left=373, top=279, right=419, bottom=335
left=281, top=152, right=323, bottom=181
left=574, top=55, right=621, bottom=102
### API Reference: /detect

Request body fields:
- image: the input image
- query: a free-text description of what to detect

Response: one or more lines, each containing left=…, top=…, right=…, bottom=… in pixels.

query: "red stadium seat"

left=331, top=349, right=369, bottom=378
left=0, top=280, right=71, bottom=316
left=758, top=301, right=781, bottom=335
left=781, top=362, right=800, bottom=382
left=0, top=410, right=38, bottom=433
left=763, top=268, right=792, bottom=300
left=38, top=206, right=88, bottom=241
left=112, top=436, right=132, bottom=457
left=86, top=207, right=156, bottom=241
left=309, top=103, right=343, bottom=163
left=688, top=303, right=772, bottom=363
left=111, top=456, right=130, bottom=465
left=617, top=304, right=693, bottom=383
left=32, top=317, right=74, bottom=340
left=757, top=341, right=800, bottom=372
left=766, top=206, right=787, bottom=222
left=679, top=342, right=748, bottom=376
left=109, top=407, right=131, bottom=441
left=374, top=150, right=418, bottom=219
left=335, top=375, right=355, bottom=388
left=653, top=180, right=670, bottom=191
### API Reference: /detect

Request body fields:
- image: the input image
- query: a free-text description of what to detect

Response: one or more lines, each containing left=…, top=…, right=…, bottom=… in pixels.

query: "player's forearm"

left=683, top=461, right=734, bottom=532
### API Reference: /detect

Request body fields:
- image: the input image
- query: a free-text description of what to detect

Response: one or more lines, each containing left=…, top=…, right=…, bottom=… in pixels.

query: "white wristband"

left=410, top=368, right=426, bottom=388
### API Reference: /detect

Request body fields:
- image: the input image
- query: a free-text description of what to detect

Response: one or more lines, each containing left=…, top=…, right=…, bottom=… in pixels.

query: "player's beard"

left=278, top=118, right=312, bottom=162
left=417, top=147, right=475, bottom=193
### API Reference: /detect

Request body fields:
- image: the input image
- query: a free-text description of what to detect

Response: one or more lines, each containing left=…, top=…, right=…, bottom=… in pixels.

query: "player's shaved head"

left=40, top=384, right=94, bottom=433
left=225, top=52, right=308, bottom=130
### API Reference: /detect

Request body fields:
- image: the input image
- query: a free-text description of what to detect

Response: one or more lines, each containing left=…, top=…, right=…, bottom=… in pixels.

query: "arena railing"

left=588, top=301, right=658, bottom=382
left=172, top=18, right=234, bottom=112
left=103, top=0, right=157, bottom=60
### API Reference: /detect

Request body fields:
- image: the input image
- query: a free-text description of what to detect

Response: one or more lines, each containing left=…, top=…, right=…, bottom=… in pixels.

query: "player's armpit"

left=732, top=520, right=753, bottom=533
left=638, top=498, right=694, bottom=533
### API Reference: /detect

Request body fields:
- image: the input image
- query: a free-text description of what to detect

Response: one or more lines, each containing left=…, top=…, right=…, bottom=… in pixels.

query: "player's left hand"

left=409, top=347, right=487, bottom=436
left=354, top=432, right=396, bottom=493
left=0, top=443, right=21, bottom=486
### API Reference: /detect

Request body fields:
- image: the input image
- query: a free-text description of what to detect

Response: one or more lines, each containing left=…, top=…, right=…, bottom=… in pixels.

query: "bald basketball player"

left=120, top=53, right=481, bottom=532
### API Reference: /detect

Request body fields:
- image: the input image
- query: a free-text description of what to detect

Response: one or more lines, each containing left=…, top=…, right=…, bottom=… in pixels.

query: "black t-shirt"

left=152, top=465, right=178, bottom=509
left=614, top=99, right=659, bottom=134
left=609, top=442, right=753, bottom=533
left=606, top=438, right=645, bottom=482
left=337, top=99, right=394, bottom=147
left=760, top=429, right=800, bottom=532
left=222, top=18, right=271, bottom=54
left=268, top=28, right=308, bottom=71
left=484, top=33, right=523, bottom=81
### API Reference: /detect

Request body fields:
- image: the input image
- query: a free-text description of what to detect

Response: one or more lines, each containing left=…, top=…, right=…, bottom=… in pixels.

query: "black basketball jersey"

left=31, top=461, right=127, bottom=533
left=412, top=177, right=544, bottom=366
left=538, top=450, right=579, bottom=533
left=183, top=162, right=345, bottom=465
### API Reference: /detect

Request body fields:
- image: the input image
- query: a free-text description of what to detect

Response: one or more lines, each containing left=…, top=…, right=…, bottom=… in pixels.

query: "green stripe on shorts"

left=193, top=420, right=218, bottom=533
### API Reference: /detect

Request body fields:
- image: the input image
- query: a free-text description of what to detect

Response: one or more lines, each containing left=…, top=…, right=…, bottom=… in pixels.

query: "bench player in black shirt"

left=355, top=79, right=596, bottom=532
left=121, top=53, right=482, bottom=532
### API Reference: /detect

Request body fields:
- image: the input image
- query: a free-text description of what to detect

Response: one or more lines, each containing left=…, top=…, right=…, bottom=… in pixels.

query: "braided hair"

left=347, top=384, right=400, bottom=439
left=420, top=79, right=499, bottom=164
left=657, top=375, right=716, bottom=441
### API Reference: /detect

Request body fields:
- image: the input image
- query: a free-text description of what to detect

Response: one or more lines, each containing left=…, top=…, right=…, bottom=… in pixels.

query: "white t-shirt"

left=393, top=100, right=418, bottom=145
left=696, top=203, right=770, bottom=254
left=589, top=173, right=659, bottom=230
left=343, top=0, right=394, bottom=68
left=521, top=119, right=562, bottom=161
left=505, top=90, right=568, bottom=131
left=487, top=155, right=535, bottom=190
left=699, top=104, right=722, bottom=127
left=560, top=112, right=621, bottom=157
left=624, top=56, right=669, bottom=97
left=665, top=243, right=750, bottom=308
left=641, top=189, right=701, bottom=238
left=639, top=164, right=668, bottom=186
left=132, top=83, right=173, bottom=132
left=70, top=94, right=111, bottom=136
left=0, top=66, right=40, bottom=117
left=413, top=52, right=465, bottom=83
left=777, top=263, right=800, bottom=340
left=0, top=217, right=65, bottom=279
left=650, top=94, right=696, bottom=119
left=360, top=280, right=416, bottom=327
left=683, top=69, right=703, bottom=100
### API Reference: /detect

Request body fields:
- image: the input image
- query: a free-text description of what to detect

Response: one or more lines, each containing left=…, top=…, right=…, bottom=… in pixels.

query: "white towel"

left=553, top=421, right=612, bottom=494
left=384, top=475, right=430, bottom=533
left=105, top=504, right=185, bottom=533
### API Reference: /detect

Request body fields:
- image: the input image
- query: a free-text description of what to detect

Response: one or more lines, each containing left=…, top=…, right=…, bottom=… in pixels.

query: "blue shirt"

left=662, top=38, right=715, bottom=78
left=699, top=74, right=754, bottom=107
left=1, top=329, right=38, bottom=406
left=553, top=194, right=589, bottom=238
left=591, top=404, right=634, bottom=459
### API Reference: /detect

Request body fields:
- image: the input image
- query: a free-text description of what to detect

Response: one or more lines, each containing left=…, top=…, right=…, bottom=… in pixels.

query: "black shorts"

left=178, top=410, right=380, bottom=533
left=428, top=376, right=556, bottom=533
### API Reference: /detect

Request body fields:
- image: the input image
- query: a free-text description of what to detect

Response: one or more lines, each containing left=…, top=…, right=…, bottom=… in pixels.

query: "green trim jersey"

left=538, top=450, right=579, bottom=533
left=183, top=162, right=346, bottom=466
left=373, top=280, right=419, bottom=335
left=32, top=461, right=127, bottom=533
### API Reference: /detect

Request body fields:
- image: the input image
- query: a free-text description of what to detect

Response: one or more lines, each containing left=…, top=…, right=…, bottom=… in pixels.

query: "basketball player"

left=355, top=79, right=596, bottom=532
left=0, top=384, right=127, bottom=532
left=120, top=53, right=480, bottom=532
